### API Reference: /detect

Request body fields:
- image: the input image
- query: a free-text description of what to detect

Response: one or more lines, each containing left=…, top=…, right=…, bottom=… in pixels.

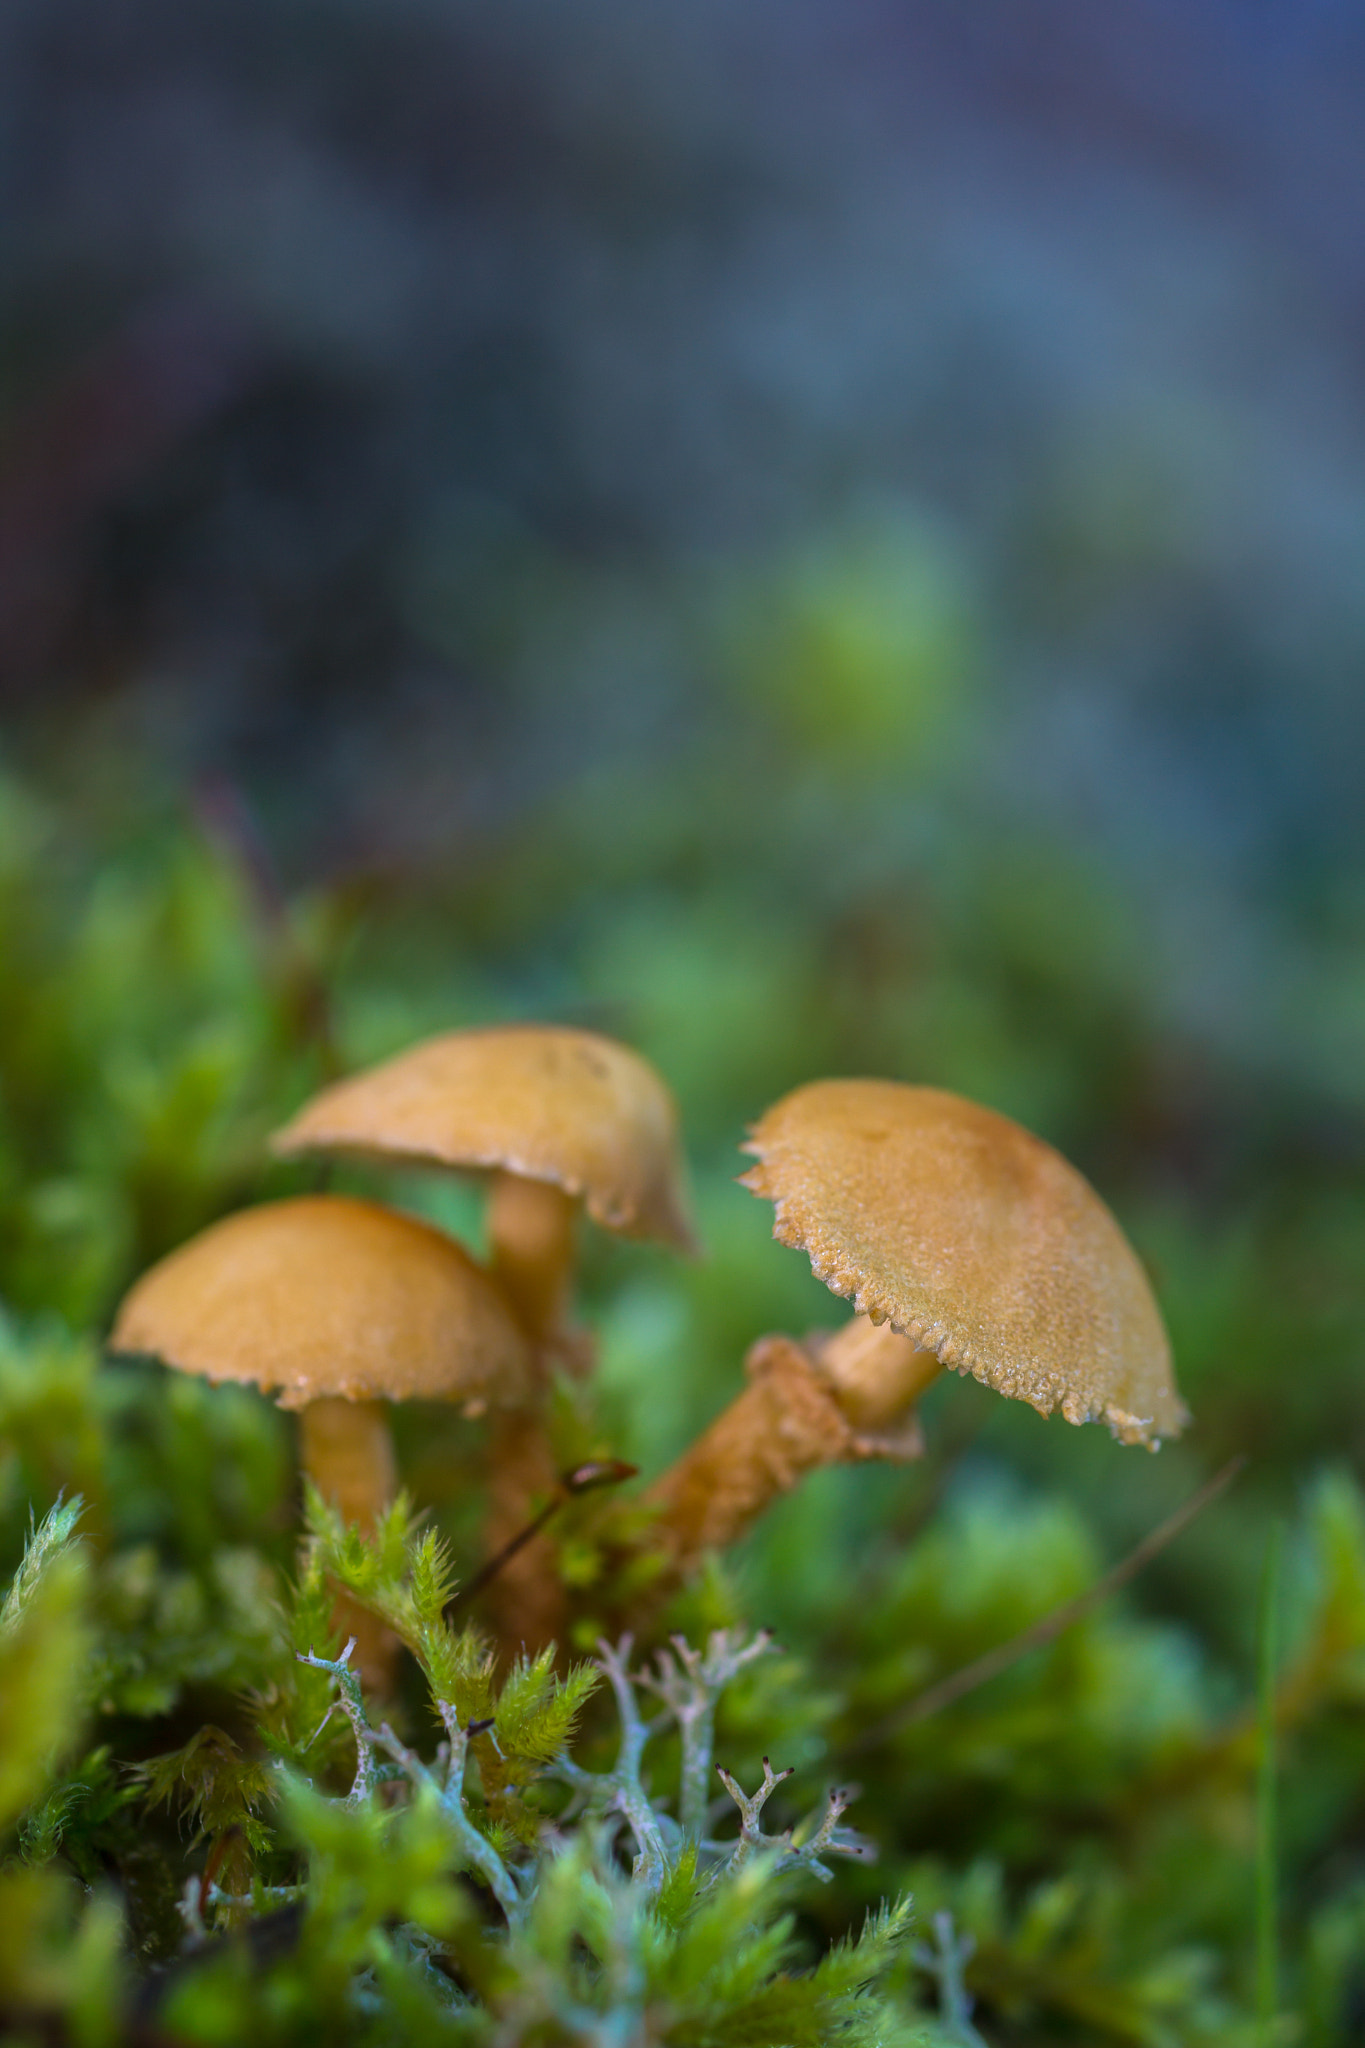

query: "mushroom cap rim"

left=271, top=1126, right=697, bottom=1249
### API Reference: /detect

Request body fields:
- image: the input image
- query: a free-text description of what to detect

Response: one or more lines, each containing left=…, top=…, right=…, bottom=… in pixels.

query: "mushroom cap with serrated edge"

left=271, top=1024, right=697, bottom=1252
left=108, top=1195, right=534, bottom=1409
left=740, top=1079, right=1186, bottom=1448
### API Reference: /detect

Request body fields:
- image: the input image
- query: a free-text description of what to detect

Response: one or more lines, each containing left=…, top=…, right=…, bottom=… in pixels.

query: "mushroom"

left=272, top=1024, right=696, bottom=1343
left=271, top=1024, right=696, bottom=1645
left=109, top=1193, right=534, bottom=1688
left=650, top=1078, right=1185, bottom=1575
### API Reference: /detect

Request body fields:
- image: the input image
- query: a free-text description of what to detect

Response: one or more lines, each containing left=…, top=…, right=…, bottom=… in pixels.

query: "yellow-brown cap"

left=271, top=1024, right=696, bottom=1252
left=108, top=1194, right=534, bottom=1409
left=740, top=1079, right=1186, bottom=1449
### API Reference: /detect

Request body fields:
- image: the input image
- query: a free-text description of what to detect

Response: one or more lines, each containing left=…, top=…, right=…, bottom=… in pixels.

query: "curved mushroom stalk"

left=647, top=1321, right=933, bottom=1578
left=813, top=1315, right=946, bottom=1433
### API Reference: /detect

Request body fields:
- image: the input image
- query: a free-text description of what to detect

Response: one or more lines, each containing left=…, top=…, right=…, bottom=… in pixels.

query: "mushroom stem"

left=484, top=1406, right=567, bottom=1655
left=482, top=1173, right=582, bottom=1654
left=646, top=1333, right=915, bottom=1577
left=814, top=1317, right=946, bottom=1431
left=298, top=1396, right=399, bottom=1694
left=488, top=1172, right=577, bottom=1343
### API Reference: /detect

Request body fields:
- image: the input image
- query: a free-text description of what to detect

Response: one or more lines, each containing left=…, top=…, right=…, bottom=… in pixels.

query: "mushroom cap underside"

left=741, top=1078, right=1186, bottom=1448
left=271, top=1023, right=696, bottom=1252
left=108, top=1194, right=535, bottom=1408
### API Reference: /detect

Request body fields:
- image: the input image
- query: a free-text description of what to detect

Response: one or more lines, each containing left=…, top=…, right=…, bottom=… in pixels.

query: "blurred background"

left=5, top=0, right=1365, bottom=1584
left=2, top=1, right=1365, bottom=2022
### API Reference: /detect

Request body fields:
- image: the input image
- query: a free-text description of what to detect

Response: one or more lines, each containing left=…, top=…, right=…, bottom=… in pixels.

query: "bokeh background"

left=3, top=3, right=1365, bottom=2033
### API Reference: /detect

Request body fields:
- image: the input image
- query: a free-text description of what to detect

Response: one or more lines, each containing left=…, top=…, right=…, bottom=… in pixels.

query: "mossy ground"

left=2, top=761, right=1364, bottom=2045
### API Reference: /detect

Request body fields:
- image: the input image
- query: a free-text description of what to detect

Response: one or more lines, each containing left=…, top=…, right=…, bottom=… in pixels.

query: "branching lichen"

left=212, top=1507, right=908, bottom=2042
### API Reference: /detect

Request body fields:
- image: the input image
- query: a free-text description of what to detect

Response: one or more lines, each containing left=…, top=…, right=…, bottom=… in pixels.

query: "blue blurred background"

left=4, top=0, right=1362, bottom=883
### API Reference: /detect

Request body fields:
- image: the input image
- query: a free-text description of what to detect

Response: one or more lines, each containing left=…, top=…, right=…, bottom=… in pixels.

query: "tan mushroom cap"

left=109, top=1194, right=534, bottom=1409
left=740, top=1080, right=1186, bottom=1449
left=271, top=1024, right=697, bottom=1251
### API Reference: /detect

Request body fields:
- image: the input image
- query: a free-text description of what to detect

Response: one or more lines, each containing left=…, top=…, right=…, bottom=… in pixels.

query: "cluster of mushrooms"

left=110, top=1024, right=1187, bottom=1689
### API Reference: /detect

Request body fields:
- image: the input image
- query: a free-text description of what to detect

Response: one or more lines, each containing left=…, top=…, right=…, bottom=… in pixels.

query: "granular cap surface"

left=741, top=1079, right=1185, bottom=1447
left=110, top=1194, right=534, bottom=1408
left=273, top=1024, right=695, bottom=1250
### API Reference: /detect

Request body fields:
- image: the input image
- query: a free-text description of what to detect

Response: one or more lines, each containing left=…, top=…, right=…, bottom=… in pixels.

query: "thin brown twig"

left=840, top=1454, right=1247, bottom=1759
left=446, top=1459, right=638, bottom=1619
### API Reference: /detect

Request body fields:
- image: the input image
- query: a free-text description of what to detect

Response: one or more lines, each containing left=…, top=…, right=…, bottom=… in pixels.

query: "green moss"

left=2, top=763, right=1364, bottom=2041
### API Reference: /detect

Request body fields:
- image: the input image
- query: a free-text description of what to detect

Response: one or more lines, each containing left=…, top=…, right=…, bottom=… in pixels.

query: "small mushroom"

left=272, top=1023, right=696, bottom=1344
left=271, top=1024, right=696, bottom=1646
left=109, top=1193, right=534, bottom=1688
left=744, top=1079, right=1185, bottom=1442
left=651, top=1078, right=1185, bottom=1574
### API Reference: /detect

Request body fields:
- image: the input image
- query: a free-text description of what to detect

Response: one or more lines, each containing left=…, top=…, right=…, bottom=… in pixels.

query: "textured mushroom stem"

left=813, top=1316, right=946, bottom=1431
left=646, top=1320, right=940, bottom=1579
left=646, top=1334, right=889, bottom=1575
left=298, top=1397, right=399, bottom=1695
left=483, top=1405, right=566, bottom=1656
left=488, top=1172, right=577, bottom=1343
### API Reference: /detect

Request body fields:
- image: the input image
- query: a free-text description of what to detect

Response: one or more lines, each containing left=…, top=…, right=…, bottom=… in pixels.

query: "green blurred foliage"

left=716, top=510, right=976, bottom=769
left=0, top=767, right=333, bottom=1327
